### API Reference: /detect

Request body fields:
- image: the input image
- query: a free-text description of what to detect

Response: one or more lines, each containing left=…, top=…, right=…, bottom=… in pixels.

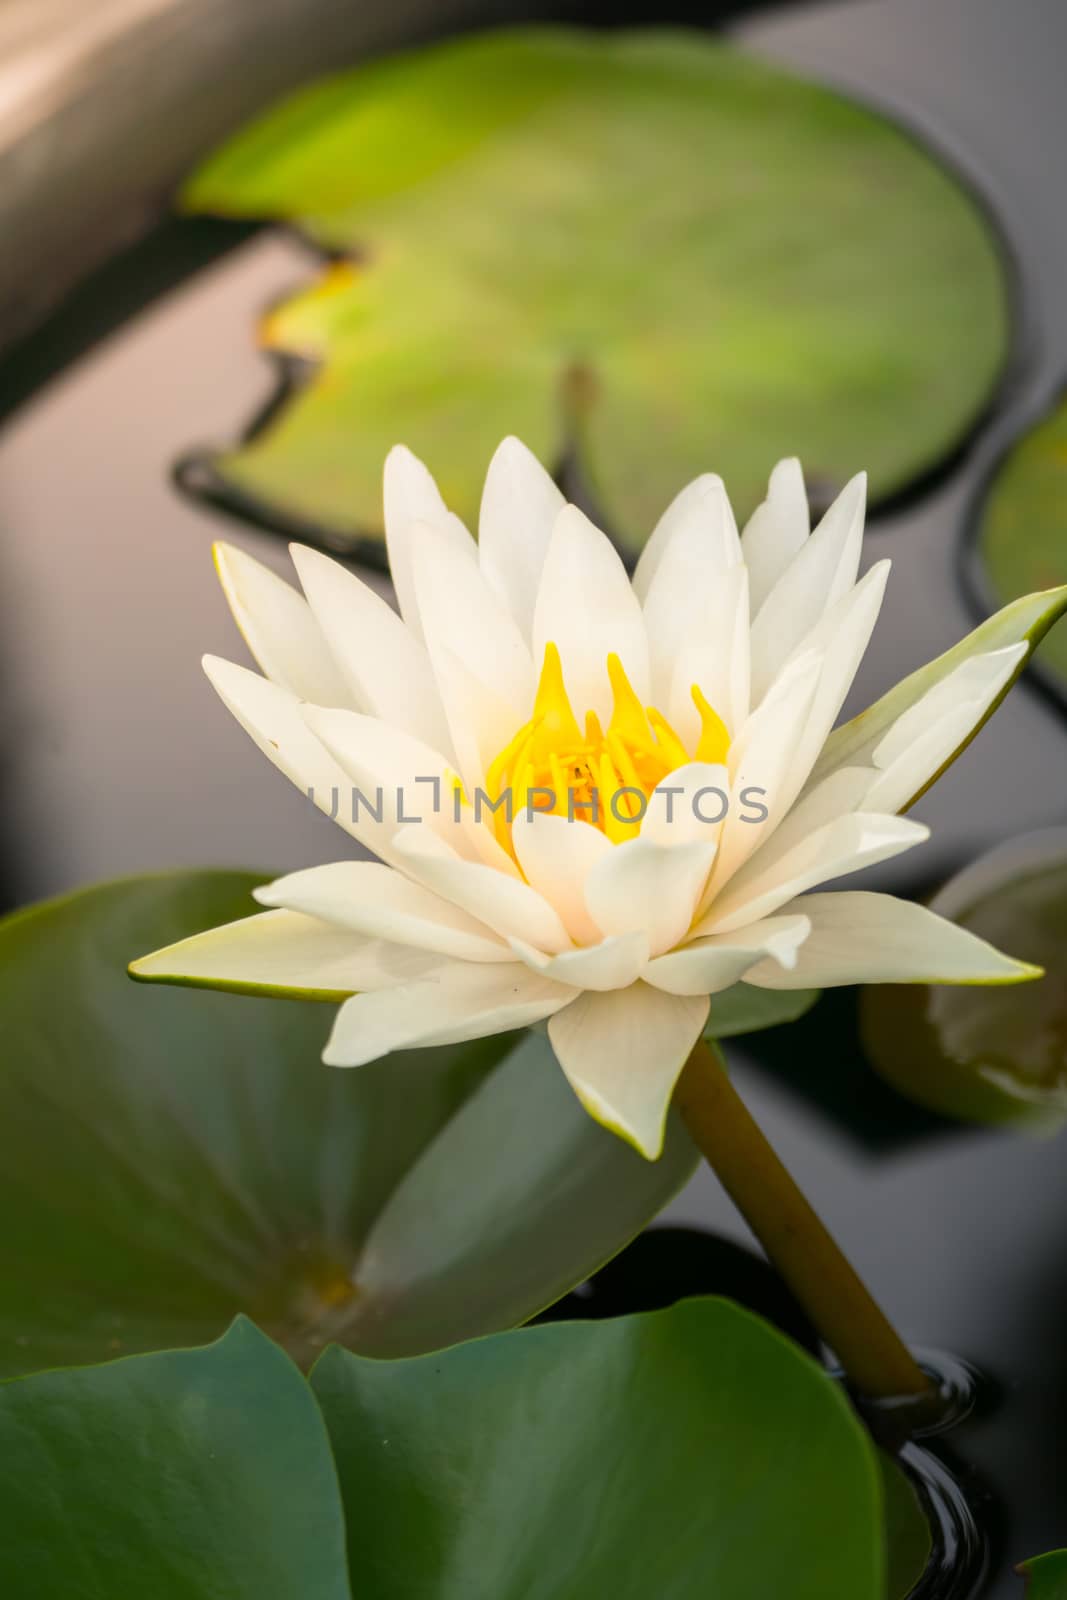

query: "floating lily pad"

left=0, top=1301, right=892, bottom=1600
left=975, top=393, right=1067, bottom=699
left=311, top=1295, right=886, bottom=1600
left=0, top=1319, right=351, bottom=1600
left=880, top=1454, right=934, bottom=1600
left=181, top=27, right=1009, bottom=556
left=1019, top=1550, right=1067, bottom=1598
left=861, top=830, right=1067, bottom=1130
left=0, top=871, right=696, bottom=1375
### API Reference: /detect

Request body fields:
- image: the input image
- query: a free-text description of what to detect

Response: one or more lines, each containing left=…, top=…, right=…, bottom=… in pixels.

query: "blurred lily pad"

left=1019, top=1551, right=1067, bottom=1597
left=861, top=830, right=1067, bottom=1130
left=0, top=871, right=695, bottom=1375
left=976, top=394, right=1067, bottom=699
left=182, top=27, right=1009, bottom=555
left=311, top=1295, right=886, bottom=1600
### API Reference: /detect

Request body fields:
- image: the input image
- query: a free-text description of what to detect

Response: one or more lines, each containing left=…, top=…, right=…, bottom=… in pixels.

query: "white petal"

left=641, top=477, right=741, bottom=706
left=213, top=541, right=351, bottom=705
left=584, top=837, right=717, bottom=957
left=411, top=525, right=533, bottom=801
left=872, top=645, right=1026, bottom=772
left=644, top=914, right=811, bottom=996
left=753, top=766, right=876, bottom=866
left=533, top=505, right=649, bottom=722
left=302, top=704, right=480, bottom=864
left=667, top=565, right=751, bottom=743
left=703, top=650, right=822, bottom=897
left=414, top=519, right=533, bottom=716
left=807, top=591, right=1058, bottom=796
left=203, top=655, right=372, bottom=848
left=766, top=559, right=891, bottom=822
left=640, top=763, right=730, bottom=847
left=253, top=861, right=510, bottom=962
left=863, top=704, right=976, bottom=816
left=511, top=811, right=613, bottom=945
left=509, top=930, right=650, bottom=991
left=740, top=457, right=810, bottom=614
left=427, top=644, right=526, bottom=801
left=744, top=891, right=1042, bottom=988
left=749, top=472, right=867, bottom=704
left=392, top=826, right=572, bottom=954
left=458, top=811, right=525, bottom=878
left=324, top=962, right=574, bottom=1064
left=700, top=812, right=929, bottom=934
left=383, top=445, right=474, bottom=641
left=130, top=908, right=432, bottom=997
left=633, top=473, right=741, bottom=603
left=478, top=436, right=565, bottom=642
left=810, top=645, right=1028, bottom=822
left=288, top=543, right=451, bottom=753
left=548, top=984, right=710, bottom=1159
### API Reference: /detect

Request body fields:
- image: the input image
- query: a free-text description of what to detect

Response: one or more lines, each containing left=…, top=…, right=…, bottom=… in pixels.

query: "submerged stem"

left=675, top=1038, right=930, bottom=1402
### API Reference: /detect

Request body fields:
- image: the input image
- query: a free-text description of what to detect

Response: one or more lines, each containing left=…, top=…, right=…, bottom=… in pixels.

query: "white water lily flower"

left=132, top=439, right=1047, bottom=1159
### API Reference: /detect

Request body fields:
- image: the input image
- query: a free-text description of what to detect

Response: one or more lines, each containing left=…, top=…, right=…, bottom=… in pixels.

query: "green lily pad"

left=880, top=1454, right=933, bottom=1599
left=707, top=983, right=821, bottom=1040
left=0, top=871, right=695, bottom=1375
left=860, top=830, right=1067, bottom=1130
left=0, top=1318, right=351, bottom=1600
left=1019, top=1551, right=1067, bottom=1597
left=311, top=1294, right=886, bottom=1600
left=0, top=1301, right=900, bottom=1599
left=976, top=394, right=1067, bottom=698
left=182, top=26, right=1009, bottom=555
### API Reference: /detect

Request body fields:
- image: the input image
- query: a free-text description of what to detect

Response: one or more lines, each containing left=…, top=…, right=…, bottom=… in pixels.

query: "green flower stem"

left=675, top=1039, right=931, bottom=1402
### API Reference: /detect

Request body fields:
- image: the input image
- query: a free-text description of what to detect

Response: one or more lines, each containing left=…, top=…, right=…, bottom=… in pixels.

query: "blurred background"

left=1, top=3, right=1065, bottom=1589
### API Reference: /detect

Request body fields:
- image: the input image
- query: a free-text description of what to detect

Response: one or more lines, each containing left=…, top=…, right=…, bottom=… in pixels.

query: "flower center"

left=484, top=643, right=730, bottom=852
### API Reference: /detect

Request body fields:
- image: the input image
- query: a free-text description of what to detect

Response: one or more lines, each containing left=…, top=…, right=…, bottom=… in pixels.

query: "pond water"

left=0, top=0, right=1065, bottom=1592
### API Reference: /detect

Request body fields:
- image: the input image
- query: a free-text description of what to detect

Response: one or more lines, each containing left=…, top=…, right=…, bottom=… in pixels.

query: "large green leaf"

left=861, top=830, right=1067, bottom=1130
left=976, top=394, right=1067, bottom=699
left=0, top=1318, right=351, bottom=1600
left=311, top=1295, right=886, bottom=1600
left=0, top=1302, right=906, bottom=1598
left=181, top=27, right=1009, bottom=555
left=1019, top=1552, right=1067, bottom=1597
left=0, top=871, right=695, bottom=1375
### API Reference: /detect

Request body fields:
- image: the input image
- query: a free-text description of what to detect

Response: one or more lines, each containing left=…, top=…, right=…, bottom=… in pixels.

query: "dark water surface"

left=1, top=0, right=1065, bottom=1592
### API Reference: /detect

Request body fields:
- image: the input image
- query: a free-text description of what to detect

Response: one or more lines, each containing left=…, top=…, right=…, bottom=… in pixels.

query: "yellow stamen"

left=533, top=641, right=582, bottom=749
left=481, top=644, right=732, bottom=858
left=606, top=729, right=644, bottom=795
left=606, top=652, right=651, bottom=746
left=485, top=713, right=541, bottom=802
left=646, top=708, right=690, bottom=771
left=692, top=685, right=731, bottom=764
left=598, top=750, right=635, bottom=843
left=511, top=758, right=537, bottom=826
